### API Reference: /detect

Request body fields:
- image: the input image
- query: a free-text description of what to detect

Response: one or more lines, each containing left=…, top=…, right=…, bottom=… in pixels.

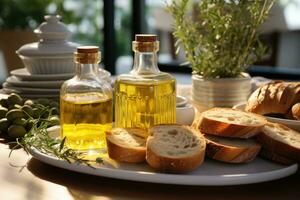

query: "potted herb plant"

left=167, top=0, right=274, bottom=111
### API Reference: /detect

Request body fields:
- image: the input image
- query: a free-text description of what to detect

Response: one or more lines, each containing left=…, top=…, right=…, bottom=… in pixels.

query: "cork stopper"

left=75, top=46, right=101, bottom=64
left=133, top=34, right=159, bottom=52
left=77, top=46, right=99, bottom=53
left=135, top=34, right=157, bottom=42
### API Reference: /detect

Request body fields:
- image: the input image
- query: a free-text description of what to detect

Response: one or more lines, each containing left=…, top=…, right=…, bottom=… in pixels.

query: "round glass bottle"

left=60, top=46, right=113, bottom=154
left=114, top=34, right=176, bottom=131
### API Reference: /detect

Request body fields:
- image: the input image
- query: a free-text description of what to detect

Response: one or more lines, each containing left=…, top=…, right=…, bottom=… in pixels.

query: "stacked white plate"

left=2, top=68, right=112, bottom=99
left=2, top=68, right=73, bottom=99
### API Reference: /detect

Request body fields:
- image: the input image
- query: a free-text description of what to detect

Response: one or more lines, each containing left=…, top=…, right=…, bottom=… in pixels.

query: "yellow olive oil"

left=115, top=79, right=176, bottom=130
left=60, top=92, right=112, bottom=152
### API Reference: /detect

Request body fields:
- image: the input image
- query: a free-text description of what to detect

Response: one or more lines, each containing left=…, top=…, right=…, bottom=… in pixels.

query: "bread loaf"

left=259, top=148, right=296, bottom=165
left=256, top=122, right=300, bottom=162
left=245, top=81, right=300, bottom=119
left=204, top=134, right=261, bottom=163
left=106, top=128, right=147, bottom=163
left=146, top=125, right=206, bottom=173
left=198, top=108, right=267, bottom=138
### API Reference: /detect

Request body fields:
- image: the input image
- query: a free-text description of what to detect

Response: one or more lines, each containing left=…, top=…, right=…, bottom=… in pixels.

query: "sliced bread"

left=256, top=122, right=300, bottom=162
left=204, top=134, right=261, bottom=163
left=259, top=148, right=296, bottom=165
left=198, top=108, right=267, bottom=138
left=106, top=128, right=147, bottom=163
left=146, top=125, right=206, bottom=173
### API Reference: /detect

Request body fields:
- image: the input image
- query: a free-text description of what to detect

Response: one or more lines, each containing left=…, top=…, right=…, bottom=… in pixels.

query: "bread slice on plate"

left=106, top=128, right=147, bottom=163
left=198, top=108, right=267, bottom=138
left=204, top=134, right=261, bottom=163
left=259, top=148, right=296, bottom=165
left=256, top=122, right=300, bottom=162
left=146, top=125, right=206, bottom=173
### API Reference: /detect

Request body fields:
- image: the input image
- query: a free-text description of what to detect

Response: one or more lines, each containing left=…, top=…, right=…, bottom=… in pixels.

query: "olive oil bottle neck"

left=131, top=52, right=160, bottom=75
left=76, top=63, right=99, bottom=78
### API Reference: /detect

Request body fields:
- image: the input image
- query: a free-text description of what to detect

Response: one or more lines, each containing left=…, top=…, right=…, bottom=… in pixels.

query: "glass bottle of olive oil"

left=60, top=46, right=113, bottom=154
left=115, top=34, right=176, bottom=131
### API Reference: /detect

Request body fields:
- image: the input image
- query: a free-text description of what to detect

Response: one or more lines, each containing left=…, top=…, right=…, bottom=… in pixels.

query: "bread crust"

left=146, top=125, right=205, bottom=173
left=204, top=135, right=261, bottom=163
left=146, top=144, right=205, bottom=173
left=259, top=148, right=296, bottom=165
left=198, top=108, right=267, bottom=138
left=106, top=129, right=146, bottom=163
left=256, top=123, right=300, bottom=162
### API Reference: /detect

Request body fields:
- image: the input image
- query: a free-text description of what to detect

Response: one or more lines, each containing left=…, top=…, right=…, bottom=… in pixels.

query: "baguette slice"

left=199, top=108, right=267, bottom=138
left=106, top=128, right=147, bottom=163
left=259, top=148, right=296, bottom=165
left=256, top=122, right=300, bottom=162
left=146, top=125, right=206, bottom=173
left=204, top=134, right=261, bottom=163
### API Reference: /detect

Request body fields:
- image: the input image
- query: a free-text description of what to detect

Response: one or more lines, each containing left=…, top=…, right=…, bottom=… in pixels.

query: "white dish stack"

left=2, top=15, right=111, bottom=99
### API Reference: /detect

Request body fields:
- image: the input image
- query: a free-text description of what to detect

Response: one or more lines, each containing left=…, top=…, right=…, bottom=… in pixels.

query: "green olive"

left=49, top=116, right=60, bottom=126
left=6, top=109, right=25, bottom=122
left=13, top=118, right=27, bottom=126
left=7, top=125, right=27, bottom=138
left=51, top=107, right=59, bottom=115
left=8, top=104, right=22, bottom=110
left=0, top=99, right=9, bottom=108
left=0, top=118, right=9, bottom=133
left=7, top=93, right=23, bottom=106
left=26, top=119, right=35, bottom=131
left=49, top=101, right=59, bottom=108
left=21, top=105, right=34, bottom=117
left=0, top=106, right=8, bottom=118
left=32, top=108, right=42, bottom=119
left=24, top=99, right=34, bottom=106
left=36, top=98, right=50, bottom=106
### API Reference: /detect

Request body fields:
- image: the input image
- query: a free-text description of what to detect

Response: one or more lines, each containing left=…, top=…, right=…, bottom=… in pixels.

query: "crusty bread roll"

left=245, top=81, right=300, bottom=119
left=259, top=148, right=296, bottom=165
left=256, top=122, right=300, bottom=162
left=292, top=103, right=300, bottom=120
left=198, top=108, right=267, bottom=138
left=106, top=128, right=147, bottom=163
left=146, top=125, right=206, bottom=173
left=204, top=134, right=261, bottom=163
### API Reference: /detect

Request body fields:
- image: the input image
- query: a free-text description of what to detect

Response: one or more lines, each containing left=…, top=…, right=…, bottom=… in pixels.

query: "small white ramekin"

left=176, top=104, right=195, bottom=125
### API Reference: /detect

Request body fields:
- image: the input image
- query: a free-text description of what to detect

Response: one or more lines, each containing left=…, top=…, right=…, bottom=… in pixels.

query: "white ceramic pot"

left=19, top=55, right=74, bottom=74
left=16, top=15, right=79, bottom=75
left=192, top=72, right=251, bottom=111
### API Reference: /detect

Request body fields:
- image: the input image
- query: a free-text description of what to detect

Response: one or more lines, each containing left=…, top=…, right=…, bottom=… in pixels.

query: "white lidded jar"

left=16, top=15, right=79, bottom=75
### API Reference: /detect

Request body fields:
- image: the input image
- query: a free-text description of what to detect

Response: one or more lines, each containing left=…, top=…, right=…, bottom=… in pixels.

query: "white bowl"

left=176, top=95, right=188, bottom=107
left=19, top=55, right=74, bottom=75
left=176, top=104, right=195, bottom=125
left=233, top=103, right=300, bottom=131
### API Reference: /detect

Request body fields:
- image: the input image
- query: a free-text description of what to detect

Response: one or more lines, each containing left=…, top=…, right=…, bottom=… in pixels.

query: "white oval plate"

left=6, top=76, right=64, bottom=89
left=28, top=147, right=298, bottom=186
left=233, top=103, right=300, bottom=131
left=10, top=68, right=74, bottom=81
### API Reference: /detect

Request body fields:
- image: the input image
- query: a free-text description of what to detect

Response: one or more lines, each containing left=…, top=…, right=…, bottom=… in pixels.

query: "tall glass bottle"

left=115, top=34, right=176, bottom=131
left=60, top=46, right=113, bottom=154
